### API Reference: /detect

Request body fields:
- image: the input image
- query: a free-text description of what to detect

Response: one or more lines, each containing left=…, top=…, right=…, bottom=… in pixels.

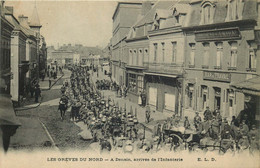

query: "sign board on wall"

left=195, top=28, right=241, bottom=42
left=203, top=71, right=231, bottom=82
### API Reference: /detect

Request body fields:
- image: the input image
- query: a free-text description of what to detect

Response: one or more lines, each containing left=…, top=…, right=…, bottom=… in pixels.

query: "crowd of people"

left=57, top=65, right=259, bottom=155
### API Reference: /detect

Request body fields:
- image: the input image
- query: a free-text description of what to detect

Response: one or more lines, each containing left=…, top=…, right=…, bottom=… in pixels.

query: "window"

left=153, top=43, right=158, bottom=62
left=189, top=43, right=195, bottom=66
left=200, top=2, right=215, bottom=25
left=129, top=49, right=133, bottom=65
left=144, top=48, right=148, bottom=64
left=172, top=42, right=177, bottom=63
left=138, top=49, right=143, bottom=66
left=230, top=42, right=237, bottom=68
left=161, top=42, right=165, bottom=62
left=227, top=89, right=235, bottom=118
left=201, top=85, right=208, bottom=111
left=187, top=84, right=194, bottom=108
left=133, top=50, right=137, bottom=66
left=225, top=0, right=244, bottom=21
left=214, top=87, right=221, bottom=110
left=216, top=42, right=223, bottom=68
left=248, top=42, right=257, bottom=70
left=203, top=43, right=209, bottom=68
left=128, top=74, right=137, bottom=93
left=137, top=76, right=144, bottom=92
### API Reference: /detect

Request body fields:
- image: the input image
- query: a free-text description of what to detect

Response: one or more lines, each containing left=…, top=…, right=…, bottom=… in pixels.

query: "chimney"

left=18, top=15, right=30, bottom=28
left=141, top=1, right=152, bottom=16
left=5, top=6, right=13, bottom=14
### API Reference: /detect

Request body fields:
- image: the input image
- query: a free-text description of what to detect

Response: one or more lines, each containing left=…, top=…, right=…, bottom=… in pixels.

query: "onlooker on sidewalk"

left=145, top=105, right=151, bottom=123
left=49, top=77, right=52, bottom=88
left=34, top=84, right=41, bottom=103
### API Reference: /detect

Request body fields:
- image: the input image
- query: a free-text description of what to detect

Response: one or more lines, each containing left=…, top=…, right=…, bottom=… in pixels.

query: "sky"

left=5, top=0, right=117, bottom=48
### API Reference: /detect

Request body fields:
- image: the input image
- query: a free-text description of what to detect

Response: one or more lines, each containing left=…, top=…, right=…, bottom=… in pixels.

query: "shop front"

left=184, top=70, right=245, bottom=121
left=145, top=73, right=181, bottom=114
left=232, top=76, right=260, bottom=126
left=126, top=68, right=145, bottom=104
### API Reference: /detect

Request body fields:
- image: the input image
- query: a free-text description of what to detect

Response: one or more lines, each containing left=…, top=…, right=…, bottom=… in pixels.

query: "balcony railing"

left=143, top=62, right=184, bottom=75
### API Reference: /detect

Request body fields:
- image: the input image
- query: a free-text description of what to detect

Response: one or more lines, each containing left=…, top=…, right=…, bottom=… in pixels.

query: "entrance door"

left=215, top=96, right=221, bottom=110
left=164, top=93, right=175, bottom=112
left=149, top=87, right=157, bottom=107
left=203, top=94, right=207, bottom=111
left=229, top=99, right=234, bottom=118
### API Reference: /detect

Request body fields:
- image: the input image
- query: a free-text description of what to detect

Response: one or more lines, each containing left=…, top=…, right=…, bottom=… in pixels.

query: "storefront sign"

left=203, top=71, right=231, bottom=82
left=195, top=28, right=241, bottom=42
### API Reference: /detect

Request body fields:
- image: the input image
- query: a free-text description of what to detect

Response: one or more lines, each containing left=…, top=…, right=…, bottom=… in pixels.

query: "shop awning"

left=231, top=76, right=260, bottom=96
left=144, top=72, right=178, bottom=78
left=0, top=94, right=21, bottom=126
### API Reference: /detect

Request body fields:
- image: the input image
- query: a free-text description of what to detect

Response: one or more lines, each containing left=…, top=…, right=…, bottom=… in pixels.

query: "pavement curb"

left=42, top=74, right=64, bottom=91
left=14, top=74, right=64, bottom=112
left=38, top=118, right=59, bottom=151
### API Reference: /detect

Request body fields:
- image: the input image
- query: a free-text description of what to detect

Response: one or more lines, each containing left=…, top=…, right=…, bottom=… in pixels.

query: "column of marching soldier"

left=57, top=65, right=259, bottom=155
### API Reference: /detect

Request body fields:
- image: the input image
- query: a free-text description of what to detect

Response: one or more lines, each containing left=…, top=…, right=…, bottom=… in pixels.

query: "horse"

left=58, top=101, right=67, bottom=120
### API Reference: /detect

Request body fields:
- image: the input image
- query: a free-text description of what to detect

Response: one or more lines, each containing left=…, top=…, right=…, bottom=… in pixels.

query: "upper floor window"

left=133, top=50, right=137, bottom=66
left=138, top=49, right=143, bottom=66
left=189, top=43, right=195, bottom=66
left=248, top=42, right=257, bottom=70
left=229, top=42, right=237, bottom=68
left=161, top=42, right=165, bottom=62
left=200, top=2, right=215, bottom=25
left=129, top=49, right=133, bottom=65
left=225, top=0, right=244, bottom=22
left=144, top=48, right=149, bottom=63
left=172, top=42, right=177, bottom=63
left=216, top=42, right=223, bottom=68
left=154, top=43, right=158, bottom=62
left=202, top=43, right=210, bottom=68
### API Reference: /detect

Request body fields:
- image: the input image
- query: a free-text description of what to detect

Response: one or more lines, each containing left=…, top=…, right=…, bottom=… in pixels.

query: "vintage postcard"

left=0, top=0, right=259, bottom=168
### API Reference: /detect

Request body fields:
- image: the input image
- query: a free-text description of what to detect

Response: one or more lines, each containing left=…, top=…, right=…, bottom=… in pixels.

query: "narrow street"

left=9, top=70, right=92, bottom=152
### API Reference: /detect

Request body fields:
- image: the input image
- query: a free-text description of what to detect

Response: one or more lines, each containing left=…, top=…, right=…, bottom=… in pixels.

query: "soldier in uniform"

left=203, top=106, right=212, bottom=121
left=145, top=105, right=151, bottom=123
left=240, top=120, right=249, bottom=136
left=238, top=135, right=249, bottom=152
left=249, top=135, right=259, bottom=155
left=184, top=116, right=190, bottom=129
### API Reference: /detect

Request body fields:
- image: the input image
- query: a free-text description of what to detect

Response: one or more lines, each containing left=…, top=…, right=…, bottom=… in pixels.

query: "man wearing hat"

left=184, top=116, right=190, bottom=129
left=240, top=120, right=249, bottom=136
left=203, top=106, right=212, bottom=121
left=145, top=105, right=151, bottom=123
left=249, top=135, right=259, bottom=155
left=194, top=112, right=202, bottom=131
left=238, top=135, right=249, bottom=151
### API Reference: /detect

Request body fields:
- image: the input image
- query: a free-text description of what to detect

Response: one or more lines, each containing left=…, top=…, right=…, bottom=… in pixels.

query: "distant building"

left=50, top=49, right=74, bottom=66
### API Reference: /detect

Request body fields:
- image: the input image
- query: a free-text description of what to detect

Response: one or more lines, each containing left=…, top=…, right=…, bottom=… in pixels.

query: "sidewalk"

left=90, top=69, right=173, bottom=132
left=9, top=117, right=51, bottom=150
left=40, top=73, right=64, bottom=90
left=14, top=73, right=64, bottom=111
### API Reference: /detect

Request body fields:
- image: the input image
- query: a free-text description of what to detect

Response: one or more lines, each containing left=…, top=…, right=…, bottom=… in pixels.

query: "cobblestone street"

left=9, top=70, right=92, bottom=151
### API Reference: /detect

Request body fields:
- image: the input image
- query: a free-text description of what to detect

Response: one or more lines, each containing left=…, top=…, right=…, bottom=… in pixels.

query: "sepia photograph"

left=0, top=0, right=259, bottom=168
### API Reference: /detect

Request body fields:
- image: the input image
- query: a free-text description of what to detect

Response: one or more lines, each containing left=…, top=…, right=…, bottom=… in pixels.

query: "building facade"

left=111, top=2, right=143, bottom=86
left=145, top=2, right=189, bottom=114
left=0, top=4, right=13, bottom=95
left=5, top=7, right=29, bottom=104
left=182, top=0, right=260, bottom=121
